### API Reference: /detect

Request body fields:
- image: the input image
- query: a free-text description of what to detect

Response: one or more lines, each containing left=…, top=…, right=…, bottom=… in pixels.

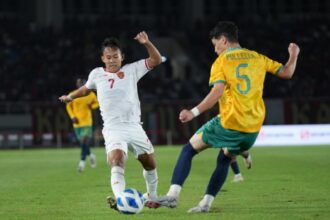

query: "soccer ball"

left=116, top=188, right=144, bottom=214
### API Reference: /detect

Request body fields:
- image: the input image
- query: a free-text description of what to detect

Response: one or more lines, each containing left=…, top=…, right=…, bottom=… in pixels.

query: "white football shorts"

left=102, top=123, right=154, bottom=158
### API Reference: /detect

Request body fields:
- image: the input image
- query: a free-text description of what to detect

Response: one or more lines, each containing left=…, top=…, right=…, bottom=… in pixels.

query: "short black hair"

left=101, top=37, right=122, bottom=54
left=209, top=21, right=238, bottom=43
left=76, top=78, right=86, bottom=83
left=76, top=78, right=86, bottom=88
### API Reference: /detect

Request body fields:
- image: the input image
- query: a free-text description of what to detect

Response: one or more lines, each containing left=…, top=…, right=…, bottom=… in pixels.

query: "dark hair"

left=209, top=21, right=238, bottom=43
left=76, top=78, right=86, bottom=88
left=101, top=37, right=122, bottom=54
left=77, top=78, right=86, bottom=83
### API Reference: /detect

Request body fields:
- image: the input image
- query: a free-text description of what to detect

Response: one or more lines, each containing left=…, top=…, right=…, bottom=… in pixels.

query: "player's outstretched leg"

left=188, top=149, right=231, bottom=213
left=145, top=143, right=198, bottom=209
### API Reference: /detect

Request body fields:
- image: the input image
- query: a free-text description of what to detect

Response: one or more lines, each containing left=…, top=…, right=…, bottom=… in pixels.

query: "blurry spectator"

left=1, top=15, right=329, bottom=102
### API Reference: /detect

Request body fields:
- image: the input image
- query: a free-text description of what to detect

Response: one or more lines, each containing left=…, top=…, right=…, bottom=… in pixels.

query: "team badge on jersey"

left=117, top=71, right=125, bottom=79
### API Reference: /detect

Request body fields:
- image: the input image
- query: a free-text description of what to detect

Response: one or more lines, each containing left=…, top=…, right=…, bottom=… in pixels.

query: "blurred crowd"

left=1, top=15, right=329, bottom=103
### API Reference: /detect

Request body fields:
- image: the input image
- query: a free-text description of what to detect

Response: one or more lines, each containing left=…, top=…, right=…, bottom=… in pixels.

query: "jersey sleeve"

left=66, top=90, right=76, bottom=118
left=209, top=57, right=226, bottom=86
left=261, top=54, right=283, bottom=76
left=85, top=69, right=97, bottom=90
left=66, top=96, right=75, bottom=119
left=89, top=92, right=99, bottom=109
left=132, top=59, right=150, bottom=80
left=66, top=102, right=75, bottom=119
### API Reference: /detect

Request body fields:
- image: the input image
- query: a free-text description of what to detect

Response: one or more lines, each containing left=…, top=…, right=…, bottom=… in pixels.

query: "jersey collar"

left=223, top=47, right=242, bottom=54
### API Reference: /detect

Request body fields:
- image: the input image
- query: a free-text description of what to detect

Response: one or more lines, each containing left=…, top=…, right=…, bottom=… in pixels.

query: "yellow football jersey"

left=66, top=91, right=99, bottom=128
left=209, top=47, right=283, bottom=133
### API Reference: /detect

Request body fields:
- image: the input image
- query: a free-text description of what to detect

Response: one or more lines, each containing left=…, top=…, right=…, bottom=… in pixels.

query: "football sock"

left=143, top=169, right=158, bottom=200
left=90, top=153, right=96, bottom=159
left=171, top=142, right=198, bottom=186
left=199, top=194, right=214, bottom=207
left=167, top=184, right=182, bottom=198
left=230, top=160, right=240, bottom=175
left=205, top=149, right=231, bottom=196
left=81, top=143, right=90, bottom=160
left=78, top=160, right=85, bottom=168
left=81, top=138, right=92, bottom=160
left=111, top=166, right=125, bottom=198
left=85, top=144, right=91, bottom=156
left=80, top=144, right=86, bottom=160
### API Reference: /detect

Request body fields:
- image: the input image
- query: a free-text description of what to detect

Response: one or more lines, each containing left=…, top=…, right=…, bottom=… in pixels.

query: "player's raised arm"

left=277, top=43, right=300, bottom=79
left=134, top=31, right=162, bottom=69
left=59, top=85, right=91, bottom=103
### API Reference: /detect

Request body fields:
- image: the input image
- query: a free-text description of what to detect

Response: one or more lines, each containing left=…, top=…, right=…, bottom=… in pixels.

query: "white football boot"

left=187, top=205, right=210, bottom=213
left=145, top=195, right=177, bottom=209
left=232, top=173, right=244, bottom=182
left=78, top=160, right=85, bottom=172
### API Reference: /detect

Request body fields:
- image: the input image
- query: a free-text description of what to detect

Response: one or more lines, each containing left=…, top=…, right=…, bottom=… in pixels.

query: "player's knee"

left=143, top=164, right=156, bottom=170
left=138, top=154, right=156, bottom=170
left=219, top=149, right=232, bottom=162
left=182, top=142, right=199, bottom=155
left=108, top=150, right=126, bottom=167
left=142, top=160, right=156, bottom=170
left=223, top=148, right=233, bottom=157
left=81, top=136, right=91, bottom=144
left=108, top=158, right=125, bottom=167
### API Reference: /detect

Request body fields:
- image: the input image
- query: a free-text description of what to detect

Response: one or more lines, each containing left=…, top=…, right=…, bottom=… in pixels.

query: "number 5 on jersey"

left=236, top=63, right=251, bottom=94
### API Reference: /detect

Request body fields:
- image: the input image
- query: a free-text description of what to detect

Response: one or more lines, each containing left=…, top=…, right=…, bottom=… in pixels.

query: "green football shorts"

left=74, top=126, right=93, bottom=140
left=196, top=116, right=259, bottom=156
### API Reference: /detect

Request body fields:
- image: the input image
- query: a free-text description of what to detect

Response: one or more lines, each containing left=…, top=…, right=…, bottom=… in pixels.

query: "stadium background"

left=0, top=0, right=329, bottom=148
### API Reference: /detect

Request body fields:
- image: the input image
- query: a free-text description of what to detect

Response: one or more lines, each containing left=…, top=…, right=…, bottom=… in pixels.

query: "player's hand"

left=288, top=43, right=300, bottom=58
left=71, top=117, right=79, bottom=124
left=134, top=31, right=149, bottom=44
left=58, top=95, right=73, bottom=103
left=179, top=109, right=194, bottom=123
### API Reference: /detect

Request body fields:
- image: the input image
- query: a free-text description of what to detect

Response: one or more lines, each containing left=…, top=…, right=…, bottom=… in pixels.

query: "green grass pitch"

left=0, top=146, right=329, bottom=220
